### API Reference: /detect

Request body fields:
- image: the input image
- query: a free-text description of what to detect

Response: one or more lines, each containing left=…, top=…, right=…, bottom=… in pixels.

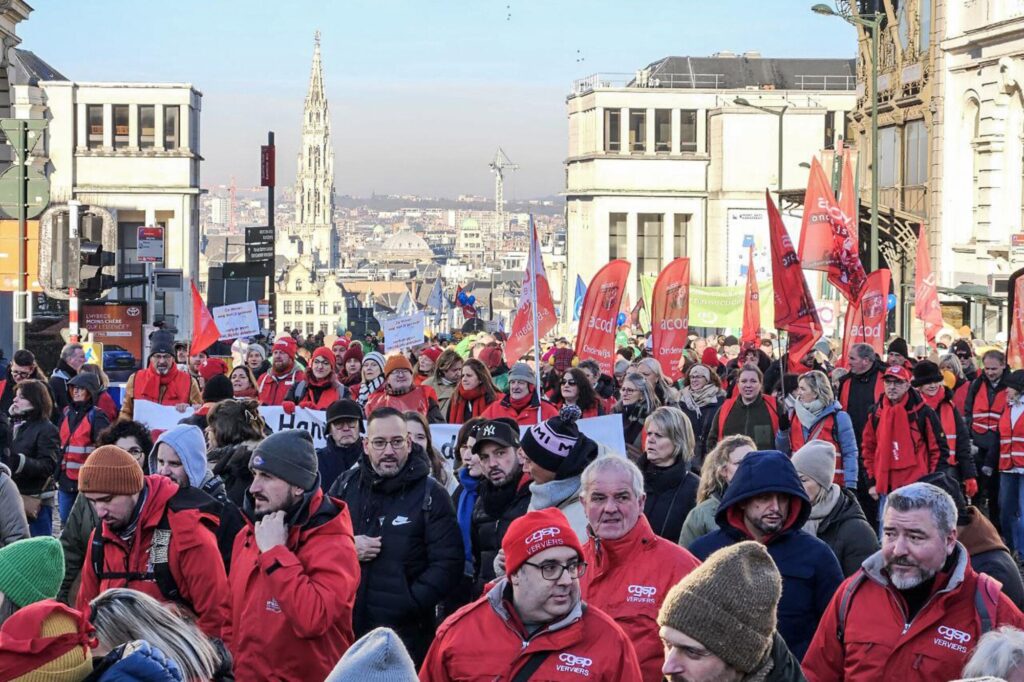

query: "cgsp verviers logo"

left=938, top=626, right=971, bottom=644
left=556, top=652, right=593, bottom=676
left=525, top=527, right=561, bottom=544
left=627, top=585, right=656, bottom=598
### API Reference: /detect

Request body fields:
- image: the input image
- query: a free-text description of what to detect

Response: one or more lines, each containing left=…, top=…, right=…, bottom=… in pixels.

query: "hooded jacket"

left=49, top=358, right=77, bottom=415
left=528, top=476, right=589, bottom=543
left=329, top=445, right=464, bottom=662
left=958, top=506, right=1024, bottom=609
left=420, top=578, right=644, bottom=681
left=811, top=487, right=879, bottom=578
left=76, top=475, right=231, bottom=640
left=580, top=514, right=701, bottom=681
left=678, top=493, right=721, bottom=548
left=229, top=486, right=360, bottom=681
left=802, top=544, right=1024, bottom=682
left=688, top=450, right=844, bottom=661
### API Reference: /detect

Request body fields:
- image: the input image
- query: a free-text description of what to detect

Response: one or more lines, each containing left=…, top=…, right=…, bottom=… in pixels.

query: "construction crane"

left=489, top=148, right=518, bottom=246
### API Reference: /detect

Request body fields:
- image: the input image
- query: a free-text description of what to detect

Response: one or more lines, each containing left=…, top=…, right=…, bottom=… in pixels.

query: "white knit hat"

left=325, top=628, right=417, bottom=682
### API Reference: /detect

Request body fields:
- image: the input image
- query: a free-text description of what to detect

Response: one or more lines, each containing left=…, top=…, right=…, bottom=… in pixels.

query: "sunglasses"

left=561, top=380, right=576, bottom=386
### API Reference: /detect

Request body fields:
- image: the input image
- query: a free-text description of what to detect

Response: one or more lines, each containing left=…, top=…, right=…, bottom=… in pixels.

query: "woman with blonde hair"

left=615, top=372, right=660, bottom=462
left=789, top=369, right=859, bottom=489
left=635, top=356, right=679, bottom=406
left=939, top=351, right=970, bottom=413
left=677, top=434, right=756, bottom=547
left=641, top=406, right=700, bottom=541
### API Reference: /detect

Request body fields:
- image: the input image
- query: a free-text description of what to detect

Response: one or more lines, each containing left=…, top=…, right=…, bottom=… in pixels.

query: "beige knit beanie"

left=792, top=440, right=838, bottom=491
left=657, top=541, right=781, bottom=674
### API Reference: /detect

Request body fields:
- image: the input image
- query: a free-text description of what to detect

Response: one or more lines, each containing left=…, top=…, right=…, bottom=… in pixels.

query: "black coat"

left=470, top=473, right=531, bottom=589
left=209, top=443, right=257, bottom=508
left=641, top=456, right=699, bottom=542
left=813, top=487, right=880, bottom=577
left=679, top=395, right=725, bottom=466
left=315, top=439, right=363, bottom=494
left=5, top=416, right=60, bottom=495
left=49, top=361, right=77, bottom=416
left=329, top=446, right=463, bottom=663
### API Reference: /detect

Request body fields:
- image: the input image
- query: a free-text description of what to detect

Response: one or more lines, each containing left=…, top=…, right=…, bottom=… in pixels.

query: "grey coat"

left=678, top=493, right=721, bottom=548
left=0, top=463, right=30, bottom=547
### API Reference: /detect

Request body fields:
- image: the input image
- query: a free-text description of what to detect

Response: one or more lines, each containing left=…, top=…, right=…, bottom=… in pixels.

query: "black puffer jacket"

left=209, top=441, right=259, bottom=508
left=329, top=445, right=463, bottom=663
left=316, top=439, right=363, bottom=493
left=5, top=415, right=60, bottom=495
left=813, top=487, right=879, bottom=577
left=641, top=456, right=699, bottom=542
left=471, top=472, right=531, bottom=590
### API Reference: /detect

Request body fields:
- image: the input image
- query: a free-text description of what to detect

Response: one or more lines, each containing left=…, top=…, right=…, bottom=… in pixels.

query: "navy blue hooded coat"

left=688, top=449, right=844, bottom=661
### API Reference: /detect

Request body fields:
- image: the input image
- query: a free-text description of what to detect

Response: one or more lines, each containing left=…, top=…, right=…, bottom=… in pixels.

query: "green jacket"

left=58, top=492, right=98, bottom=604
left=678, top=494, right=720, bottom=548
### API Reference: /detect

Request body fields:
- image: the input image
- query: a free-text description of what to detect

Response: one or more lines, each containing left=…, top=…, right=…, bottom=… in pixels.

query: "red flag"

left=741, top=245, right=761, bottom=346
left=767, top=190, right=822, bottom=373
left=1009, top=274, right=1024, bottom=369
left=189, top=280, right=220, bottom=357
left=650, top=258, right=690, bottom=382
left=828, top=149, right=867, bottom=299
left=505, top=220, right=557, bottom=365
left=840, top=268, right=891, bottom=365
left=914, top=229, right=944, bottom=347
left=575, top=259, right=631, bottom=376
left=799, top=157, right=838, bottom=272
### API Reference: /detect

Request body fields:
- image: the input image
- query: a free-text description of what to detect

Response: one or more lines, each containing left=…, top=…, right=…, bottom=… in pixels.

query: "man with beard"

left=365, top=355, right=444, bottom=423
left=965, top=349, right=1011, bottom=519
left=257, top=335, right=306, bottom=406
left=229, top=429, right=360, bottom=681
left=835, top=343, right=887, bottom=528
left=118, top=331, right=200, bottom=421
left=689, top=450, right=843, bottom=661
left=75, top=445, right=230, bottom=639
left=316, top=398, right=365, bottom=493
left=803, top=482, right=1024, bottom=681
left=420, top=507, right=643, bottom=681
left=470, top=418, right=532, bottom=592
left=329, top=407, right=463, bottom=663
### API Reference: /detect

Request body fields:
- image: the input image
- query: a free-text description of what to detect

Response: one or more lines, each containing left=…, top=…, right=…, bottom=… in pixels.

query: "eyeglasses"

left=561, top=380, right=576, bottom=387
left=10, top=369, right=32, bottom=379
left=311, top=358, right=331, bottom=367
left=620, top=387, right=638, bottom=394
left=369, top=437, right=407, bottom=452
left=125, top=447, right=145, bottom=456
left=523, top=559, right=587, bottom=581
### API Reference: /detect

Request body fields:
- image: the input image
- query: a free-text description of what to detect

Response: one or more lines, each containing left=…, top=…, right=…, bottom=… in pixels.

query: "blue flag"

left=573, top=275, right=586, bottom=321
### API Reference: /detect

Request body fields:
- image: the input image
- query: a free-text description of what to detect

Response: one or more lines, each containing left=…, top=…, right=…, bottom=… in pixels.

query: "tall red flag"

left=798, top=157, right=839, bottom=272
left=1009, top=273, right=1024, bottom=369
left=741, top=245, right=761, bottom=346
left=767, top=190, right=822, bottom=373
left=505, top=220, right=558, bottom=365
left=650, top=258, right=690, bottom=382
left=840, top=268, right=891, bottom=365
left=575, top=260, right=631, bottom=376
left=914, top=229, right=944, bottom=348
left=829, top=149, right=867, bottom=300
left=189, top=280, right=221, bottom=357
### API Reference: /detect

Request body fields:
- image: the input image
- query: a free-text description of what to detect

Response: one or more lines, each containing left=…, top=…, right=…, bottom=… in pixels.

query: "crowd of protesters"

left=4, top=326, right=1024, bottom=680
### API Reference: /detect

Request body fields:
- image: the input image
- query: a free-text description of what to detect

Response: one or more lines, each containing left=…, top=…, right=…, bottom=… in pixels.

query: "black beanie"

left=203, top=374, right=234, bottom=403
left=887, top=337, right=909, bottom=358
left=150, top=331, right=175, bottom=357
left=250, top=430, right=319, bottom=491
left=521, top=406, right=599, bottom=480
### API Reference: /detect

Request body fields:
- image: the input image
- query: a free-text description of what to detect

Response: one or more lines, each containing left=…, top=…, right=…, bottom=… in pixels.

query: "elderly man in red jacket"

left=229, top=429, right=360, bottom=681
left=257, top=336, right=306, bottom=405
left=578, top=455, right=701, bottom=680
left=481, top=362, right=558, bottom=426
left=802, top=481, right=1024, bottom=681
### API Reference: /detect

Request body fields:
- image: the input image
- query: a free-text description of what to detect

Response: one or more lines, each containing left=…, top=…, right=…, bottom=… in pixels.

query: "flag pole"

left=530, top=216, right=543, bottom=424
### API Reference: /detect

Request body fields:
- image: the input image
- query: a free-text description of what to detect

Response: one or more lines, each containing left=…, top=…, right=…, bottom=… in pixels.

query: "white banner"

left=212, top=301, right=260, bottom=340
left=382, top=311, right=425, bottom=352
left=134, top=399, right=196, bottom=430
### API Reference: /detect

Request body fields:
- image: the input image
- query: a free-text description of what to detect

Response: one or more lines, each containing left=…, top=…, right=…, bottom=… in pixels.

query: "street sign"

left=223, top=261, right=271, bottom=278
left=246, top=225, right=274, bottom=244
left=245, top=225, right=274, bottom=262
left=261, top=146, right=275, bottom=187
left=245, top=242, right=274, bottom=262
left=257, top=299, right=270, bottom=319
left=0, top=165, right=49, bottom=219
left=137, top=226, right=164, bottom=262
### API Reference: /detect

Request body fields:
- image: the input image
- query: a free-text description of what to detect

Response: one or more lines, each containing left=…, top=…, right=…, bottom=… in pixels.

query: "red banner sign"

left=840, top=268, right=891, bottom=364
left=741, top=246, right=760, bottom=347
left=261, top=145, right=275, bottom=187
left=575, top=260, right=631, bottom=376
left=650, top=258, right=690, bottom=382
left=914, top=229, right=944, bottom=347
left=505, top=222, right=557, bottom=365
left=1011, top=275, right=1024, bottom=370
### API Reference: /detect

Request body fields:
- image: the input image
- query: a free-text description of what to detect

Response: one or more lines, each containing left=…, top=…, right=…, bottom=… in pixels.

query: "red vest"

left=296, top=381, right=344, bottom=410
left=791, top=413, right=845, bottom=485
left=935, top=400, right=958, bottom=466
left=60, top=408, right=96, bottom=483
left=716, top=394, right=780, bottom=441
left=365, top=386, right=432, bottom=417
left=999, top=408, right=1024, bottom=471
left=133, top=367, right=193, bottom=406
left=973, top=385, right=1008, bottom=434
left=258, top=367, right=304, bottom=406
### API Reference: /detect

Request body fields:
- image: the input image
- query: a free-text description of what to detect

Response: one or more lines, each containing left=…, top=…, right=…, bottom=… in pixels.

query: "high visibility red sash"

left=999, top=408, right=1024, bottom=471
left=716, top=394, right=780, bottom=441
left=973, top=384, right=1007, bottom=434
left=59, top=409, right=96, bottom=483
left=791, top=412, right=845, bottom=485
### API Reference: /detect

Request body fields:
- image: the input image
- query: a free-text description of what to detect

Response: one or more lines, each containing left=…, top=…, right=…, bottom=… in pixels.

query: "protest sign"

left=382, top=311, right=425, bottom=352
left=213, top=301, right=260, bottom=340
left=260, top=405, right=328, bottom=448
left=134, top=400, right=196, bottom=430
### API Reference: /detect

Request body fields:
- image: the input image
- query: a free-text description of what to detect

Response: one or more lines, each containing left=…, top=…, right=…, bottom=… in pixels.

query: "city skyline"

left=22, top=1, right=855, bottom=198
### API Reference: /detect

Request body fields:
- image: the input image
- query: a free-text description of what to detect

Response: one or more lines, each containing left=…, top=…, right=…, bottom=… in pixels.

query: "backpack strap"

left=975, top=573, right=1002, bottom=636
left=836, top=571, right=868, bottom=645
left=511, top=651, right=552, bottom=682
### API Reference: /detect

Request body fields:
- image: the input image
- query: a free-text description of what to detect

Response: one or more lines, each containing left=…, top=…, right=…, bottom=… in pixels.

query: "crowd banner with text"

left=382, top=311, right=426, bottom=352
left=840, top=268, right=891, bottom=366
left=798, top=157, right=838, bottom=273
left=190, top=280, right=221, bottom=357
left=650, top=258, right=690, bottom=382
left=741, top=245, right=760, bottom=346
left=767, top=190, right=823, bottom=373
left=134, top=400, right=197, bottom=431
left=575, top=259, right=631, bottom=376
left=212, top=301, right=260, bottom=340
left=1009, top=267, right=1024, bottom=369
left=914, top=230, right=944, bottom=348
left=688, top=282, right=774, bottom=328
left=505, top=219, right=557, bottom=365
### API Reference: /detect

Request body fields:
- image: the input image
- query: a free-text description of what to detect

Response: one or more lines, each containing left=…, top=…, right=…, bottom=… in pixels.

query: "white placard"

left=260, top=406, right=328, bottom=448
left=212, top=301, right=260, bottom=340
left=382, top=312, right=426, bottom=352
left=134, top=399, right=196, bottom=430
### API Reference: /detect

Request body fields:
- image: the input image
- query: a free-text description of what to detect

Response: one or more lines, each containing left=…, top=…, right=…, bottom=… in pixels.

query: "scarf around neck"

left=805, top=483, right=842, bottom=535
left=873, top=393, right=915, bottom=493
left=456, top=467, right=481, bottom=565
left=450, top=384, right=490, bottom=422
left=357, top=376, right=385, bottom=406
left=680, top=384, right=721, bottom=413
left=794, top=399, right=825, bottom=429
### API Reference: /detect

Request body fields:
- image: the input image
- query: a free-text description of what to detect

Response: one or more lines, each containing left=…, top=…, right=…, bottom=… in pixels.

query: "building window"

left=609, top=213, right=627, bottom=260
left=333, top=301, right=343, bottom=315
left=919, top=0, right=932, bottom=51
left=877, top=125, right=899, bottom=188
left=283, top=300, right=292, bottom=314
left=164, top=105, right=180, bottom=149
left=295, top=279, right=303, bottom=291
left=320, top=301, right=328, bottom=315
left=680, top=110, right=697, bottom=152
left=306, top=322, right=315, bottom=336
left=604, top=109, right=620, bottom=152
left=654, top=110, right=671, bottom=152
left=87, top=105, right=103, bottom=149
left=306, top=301, right=314, bottom=315
left=638, top=214, right=663, bottom=289
left=629, top=109, right=646, bottom=152
left=112, top=106, right=129, bottom=149
left=824, top=111, right=836, bottom=149
left=674, top=214, right=690, bottom=257
left=904, top=120, right=927, bottom=186
left=139, top=106, right=155, bottom=149
left=320, top=322, right=329, bottom=334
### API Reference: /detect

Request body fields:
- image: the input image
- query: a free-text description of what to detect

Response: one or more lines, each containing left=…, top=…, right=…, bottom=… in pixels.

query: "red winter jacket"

left=861, top=391, right=948, bottom=494
left=420, top=579, right=643, bottom=681
left=802, top=544, right=1024, bottom=681
left=76, top=475, right=231, bottom=640
left=257, top=365, right=305, bottom=406
left=481, top=395, right=559, bottom=426
left=580, top=515, right=701, bottom=681
left=228, top=488, right=360, bottom=681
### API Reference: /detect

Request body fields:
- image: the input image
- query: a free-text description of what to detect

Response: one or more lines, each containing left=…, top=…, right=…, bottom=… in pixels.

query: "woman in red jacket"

left=285, top=347, right=349, bottom=409
left=557, top=367, right=606, bottom=418
left=448, top=358, right=501, bottom=424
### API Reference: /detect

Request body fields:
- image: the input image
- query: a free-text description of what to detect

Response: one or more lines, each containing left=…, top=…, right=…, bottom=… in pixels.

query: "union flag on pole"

left=650, top=258, right=690, bottom=382
left=504, top=218, right=557, bottom=365
left=914, top=229, right=944, bottom=348
left=741, top=245, right=761, bottom=346
left=575, top=259, right=631, bottom=376
left=189, top=280, right=221, bottom=357
left=1009, top=269, right=1024, bottom=369
left=767, top=190, right=822, bottom=373
left=840, top=268, right=891, bottom=365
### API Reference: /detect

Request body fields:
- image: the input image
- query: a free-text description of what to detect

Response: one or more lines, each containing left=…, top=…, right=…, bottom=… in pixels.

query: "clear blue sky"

left=22, top=1, right=856, bottom=198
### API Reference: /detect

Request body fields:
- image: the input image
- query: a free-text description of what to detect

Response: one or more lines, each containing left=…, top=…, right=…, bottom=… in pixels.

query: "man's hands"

left=354, top=535, right=382, bottom=562
left=255, top=511, right=289, bottom=552
left=174, top=403, right=190, bottom=413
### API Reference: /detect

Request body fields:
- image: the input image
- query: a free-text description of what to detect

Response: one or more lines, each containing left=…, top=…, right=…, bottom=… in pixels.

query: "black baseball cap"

left=472, top=419, right=521, bottom=453
left=326, top=399, right=365, bottom=432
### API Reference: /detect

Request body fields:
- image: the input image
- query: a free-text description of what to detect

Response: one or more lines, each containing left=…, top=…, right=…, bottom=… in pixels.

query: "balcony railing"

left=571, top=72, right=725, bottom=95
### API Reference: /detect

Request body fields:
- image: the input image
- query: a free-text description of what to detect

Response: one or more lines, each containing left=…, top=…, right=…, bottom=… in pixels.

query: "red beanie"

left=502, top=508, right=584, bottom=576
left=479, top=345, right=503, bottom=370
left=0, top=599, right=96, bottom=680
left=342, top=344, right=364, bottom=365
left=701, top=347, right=721, bottom=368
left=312, top=346, right=336, bottom=372
left=420, top=346, right=443, bottom=363
left=272, top=336, right=297, bottom=359
left=198, top=357, right=228, bottom=382
left=332, top=337, right=350, bottom=351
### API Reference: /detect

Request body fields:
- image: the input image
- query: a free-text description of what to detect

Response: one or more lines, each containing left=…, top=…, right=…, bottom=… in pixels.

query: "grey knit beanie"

left=658, top=541, right=781, bottom=674
left=792, top=440, right=837, bottom=491
left=326, top=627, right=418, bottom=682
left=250, top=430, right=318, bottom=491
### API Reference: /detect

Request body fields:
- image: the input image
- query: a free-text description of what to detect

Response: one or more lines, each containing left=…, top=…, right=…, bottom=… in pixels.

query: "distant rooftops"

left=12, top=48, right=67, bottom=85
left=571, top=53, right=856, bottom=96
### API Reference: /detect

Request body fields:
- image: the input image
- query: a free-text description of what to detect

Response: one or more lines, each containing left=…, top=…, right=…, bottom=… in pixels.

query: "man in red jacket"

left=229, top=429, right=360, bottom=681
left=76, top=445, right=230, bottom=640
left=481, top=362, right=558, bottom=426
left=802, top=481, right=1024, bottom=681
left=118, top=331, right=200, bottom=421
left=257, top=336, right=306, bottom=406
left=579, top=455, right=701, bottom=680
left=421, top=507, right=643, bottom=681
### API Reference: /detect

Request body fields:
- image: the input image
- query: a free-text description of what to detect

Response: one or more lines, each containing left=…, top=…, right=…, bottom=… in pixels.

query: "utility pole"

left=68, top=200, right=81, bottom=342
left=263, top=131, right=276, bottom=335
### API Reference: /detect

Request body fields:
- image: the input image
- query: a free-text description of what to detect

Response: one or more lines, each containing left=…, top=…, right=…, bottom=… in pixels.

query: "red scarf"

left=449, top=385, right=492, bottom=423
left=873, top=393, right=917, bottom=493
left=234, top=387, right=259, bottom=399
left=506, top=393, right=533, bottom=413
left=134, top=363, right=191, bottom=405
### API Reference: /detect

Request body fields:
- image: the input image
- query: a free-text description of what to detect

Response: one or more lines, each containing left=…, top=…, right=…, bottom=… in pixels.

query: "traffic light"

left=79, top=240, right=115, bottom=299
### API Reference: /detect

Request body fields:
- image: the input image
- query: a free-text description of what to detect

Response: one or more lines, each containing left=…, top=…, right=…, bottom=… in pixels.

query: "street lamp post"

left=734, top=97, right=788, bottom=196
left=812, top=1, right=883, bottom=272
